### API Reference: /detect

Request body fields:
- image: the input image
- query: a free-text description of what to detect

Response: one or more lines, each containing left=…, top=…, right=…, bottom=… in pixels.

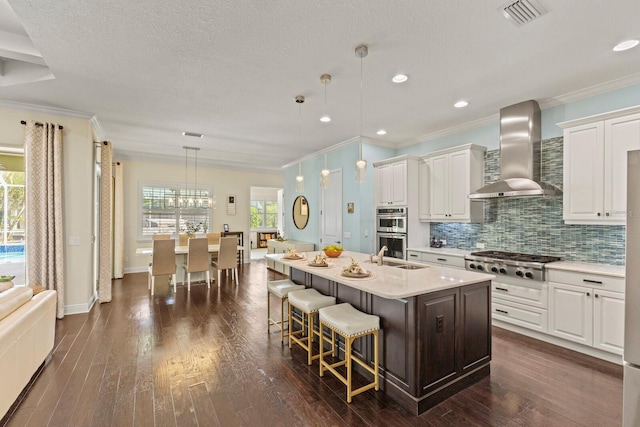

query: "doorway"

left=250, top=186, right=283, bottom=258
left=320, top=169, right=342, bottom=249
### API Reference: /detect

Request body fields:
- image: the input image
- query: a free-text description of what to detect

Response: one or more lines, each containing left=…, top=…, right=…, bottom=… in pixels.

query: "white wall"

left=122, top=158, right=283, bottom=272
left=0, top=105, right=95, bottom=315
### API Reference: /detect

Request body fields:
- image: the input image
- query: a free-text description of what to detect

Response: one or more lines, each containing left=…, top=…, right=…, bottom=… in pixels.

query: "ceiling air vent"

left=500, top=0, right=547, bottom=26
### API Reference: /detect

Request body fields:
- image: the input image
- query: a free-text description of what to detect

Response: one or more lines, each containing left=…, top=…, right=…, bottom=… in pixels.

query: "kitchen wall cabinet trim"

left=559, top=108, right=640, bottom=225
left=421, top=144, right=485, bottom=223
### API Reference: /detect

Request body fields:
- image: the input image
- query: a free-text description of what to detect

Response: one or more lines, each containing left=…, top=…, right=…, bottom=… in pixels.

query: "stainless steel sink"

left=394, top=264, right=427, bottom=270
left=365, top=259, right=427, bottom=269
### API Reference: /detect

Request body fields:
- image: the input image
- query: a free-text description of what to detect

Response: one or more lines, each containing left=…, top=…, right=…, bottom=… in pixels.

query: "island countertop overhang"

left=265, top=251, right=494, bottom=299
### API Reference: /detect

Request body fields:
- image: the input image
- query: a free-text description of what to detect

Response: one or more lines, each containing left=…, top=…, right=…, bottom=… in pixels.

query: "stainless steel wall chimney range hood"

left=468, top=99, right=561, bottom=200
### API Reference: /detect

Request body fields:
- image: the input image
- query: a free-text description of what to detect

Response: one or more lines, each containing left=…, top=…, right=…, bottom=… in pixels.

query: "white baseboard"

left=124, top=266, right=148, bottom=274
left=493, top=320, right=622, bottom=365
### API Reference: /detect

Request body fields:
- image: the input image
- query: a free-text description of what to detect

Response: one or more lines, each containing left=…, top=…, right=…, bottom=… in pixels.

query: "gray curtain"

left=24, top=121, right=65, bottom=318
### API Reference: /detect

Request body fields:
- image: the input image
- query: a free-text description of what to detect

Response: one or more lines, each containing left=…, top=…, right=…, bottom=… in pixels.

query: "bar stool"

left=267, top=279, right=305, bottom=342
left=319, top=303, right=380, bottom=403
left=287, top=289, right=336, bottom=365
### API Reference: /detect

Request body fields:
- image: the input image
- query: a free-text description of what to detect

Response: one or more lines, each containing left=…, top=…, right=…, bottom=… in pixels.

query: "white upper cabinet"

left=418, top=159, right=431, bottom=220
left=422, top=144, right=485, bottom=223
left=375, top=156, right=415, bottom=206
left=560, top=107, right=640, bottom=224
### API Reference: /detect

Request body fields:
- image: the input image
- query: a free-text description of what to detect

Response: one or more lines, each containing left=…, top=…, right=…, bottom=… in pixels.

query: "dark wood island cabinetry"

left=289, top=265, right=491, bottom=415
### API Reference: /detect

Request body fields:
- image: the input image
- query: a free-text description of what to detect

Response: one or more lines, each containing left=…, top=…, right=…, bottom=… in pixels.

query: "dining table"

left=136, top=244, right=245, bottom=284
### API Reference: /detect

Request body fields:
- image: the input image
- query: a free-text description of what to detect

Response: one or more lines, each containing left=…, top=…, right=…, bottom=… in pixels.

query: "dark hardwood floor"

left=3, top=259, right=623, bottom=426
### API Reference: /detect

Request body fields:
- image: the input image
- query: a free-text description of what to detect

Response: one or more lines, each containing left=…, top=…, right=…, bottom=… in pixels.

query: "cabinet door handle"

left=606, top=212, right=610, bottom=217
left=586, top=292, right=591, bottom=297
left=409, top=254, right=418, bottom=258
left=583, top=279, right=603, bottom=284
left=597, top=212, right=601, bottom=216
left=496, top=309, right=509, bottom=314
left=436, top=258, right=447, bottom=262
left=595, top=294, right=599, bottom=298
left=495, top=287, right=509, bottom=292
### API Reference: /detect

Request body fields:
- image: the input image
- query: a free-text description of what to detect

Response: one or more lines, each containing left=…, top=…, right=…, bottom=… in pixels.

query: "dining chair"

left=212, top=236, right=238, bottom=286
left=148, top=239, right=177, bottom=295
left=152, top=234, right=171, bottom=240
left=181, top=237, right=211, bottom=291
left=178, top=233, right=189, bottom=247
left=206, top=232, right=221, bottom=262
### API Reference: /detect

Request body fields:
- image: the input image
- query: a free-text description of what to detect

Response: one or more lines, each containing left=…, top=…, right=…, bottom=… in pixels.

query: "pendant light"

left=295, top=95, right=305, bottom=192
left=320, top=74, right=332, bottom=189
left=320, top=153, right=330, bottom=189
left=355, top=44, right=368, bottom=183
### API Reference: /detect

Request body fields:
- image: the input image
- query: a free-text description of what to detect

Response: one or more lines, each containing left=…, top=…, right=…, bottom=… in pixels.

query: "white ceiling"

left=1, top=0, right=639, bottom=172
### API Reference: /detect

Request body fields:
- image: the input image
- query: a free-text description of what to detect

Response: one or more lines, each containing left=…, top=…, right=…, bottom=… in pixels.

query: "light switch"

left=68, top=236, right=80, bottom=246
left=343, top=231, right=352, bottom=239
left=364, top=229, right=369, bottom=238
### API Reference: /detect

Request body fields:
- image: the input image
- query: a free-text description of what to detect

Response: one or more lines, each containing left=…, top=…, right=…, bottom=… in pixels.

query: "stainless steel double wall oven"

left=376, top=207, right=407, bottom=260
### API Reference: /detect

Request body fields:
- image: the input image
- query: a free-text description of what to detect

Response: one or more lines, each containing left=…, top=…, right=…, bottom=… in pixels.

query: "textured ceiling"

left=1, top=0, right=639, bottom=171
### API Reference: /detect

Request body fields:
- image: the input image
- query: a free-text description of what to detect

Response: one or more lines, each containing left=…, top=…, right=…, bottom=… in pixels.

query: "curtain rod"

left=20, top=120, right=63, bottom=130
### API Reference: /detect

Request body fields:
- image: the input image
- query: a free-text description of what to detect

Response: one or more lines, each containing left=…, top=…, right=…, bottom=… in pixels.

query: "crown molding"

left=399, top=114, right=499, bottom=148
left=398, top=72, right=640, bottom=147
left=280, top=135, right=395, bottom=169
left=539, top=72, right=640, bottom=109
left=0, top=99, right=93, bottom=119
left=90, top=115, right=106, bottom=141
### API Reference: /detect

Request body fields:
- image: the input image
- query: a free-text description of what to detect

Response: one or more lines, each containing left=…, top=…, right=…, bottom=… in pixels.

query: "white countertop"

left=406, top=247, right=471, bottom=257
left=546, top=261, right=625, bottom=278
left=266, top=251, right=493, bottom=299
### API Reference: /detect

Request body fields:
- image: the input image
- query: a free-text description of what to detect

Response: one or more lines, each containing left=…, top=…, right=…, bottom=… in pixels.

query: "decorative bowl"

left=323, top=249, right=343, bottom=258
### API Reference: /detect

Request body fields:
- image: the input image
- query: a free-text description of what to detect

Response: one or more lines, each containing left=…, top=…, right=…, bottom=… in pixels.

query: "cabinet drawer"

left=407, top=251, right=422, bottom=261
left=492, top=281, right=547, bottom=309
left=547, top=269, right=624, bottom=293
left=493, top=300, right=548, bottom=332
left=421, top=253, right=465, bottom=268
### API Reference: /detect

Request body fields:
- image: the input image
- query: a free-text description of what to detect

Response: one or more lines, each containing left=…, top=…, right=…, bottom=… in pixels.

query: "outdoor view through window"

left=0, top=155, right=25, bottom=286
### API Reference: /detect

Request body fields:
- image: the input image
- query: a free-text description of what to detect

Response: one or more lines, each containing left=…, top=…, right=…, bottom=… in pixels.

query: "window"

left=250, top=199, right=278, bottom=229
left=140, top=182, right=212, bottom=239
left=0, top=155, right=26, bottom=286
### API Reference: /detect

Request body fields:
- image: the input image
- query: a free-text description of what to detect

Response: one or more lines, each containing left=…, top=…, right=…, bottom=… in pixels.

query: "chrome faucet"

left=377, top=246, right=388, bottom=266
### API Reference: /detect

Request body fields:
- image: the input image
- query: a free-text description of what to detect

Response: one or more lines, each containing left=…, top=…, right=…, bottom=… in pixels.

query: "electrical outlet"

left=440, top=239, right=447, bottom=246
left=343, top=231, right=352, bottom=239
left=476, top=242, right=485, bottom=249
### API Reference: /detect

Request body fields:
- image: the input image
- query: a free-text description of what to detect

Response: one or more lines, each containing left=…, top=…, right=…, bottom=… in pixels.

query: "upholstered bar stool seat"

left=319, top=303, right=380, bottom=403
left=267, top=279, right=305, bottom=343
left=287, top=289, right=336, bottom=365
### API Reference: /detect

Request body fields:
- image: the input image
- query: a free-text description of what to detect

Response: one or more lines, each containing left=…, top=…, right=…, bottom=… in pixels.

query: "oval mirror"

left=293, top=196, right=309, bottom=230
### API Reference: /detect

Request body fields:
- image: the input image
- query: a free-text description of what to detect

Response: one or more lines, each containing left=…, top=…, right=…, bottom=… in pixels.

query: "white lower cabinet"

left=492, top=280, right=548, bottom=332
left=266, top=240, right=314, bottom=275
left=548, top=270, right=625, bottom=356
left=406, top=250, right=465, bottom=270
left=548, top=282, right=593, bottom=346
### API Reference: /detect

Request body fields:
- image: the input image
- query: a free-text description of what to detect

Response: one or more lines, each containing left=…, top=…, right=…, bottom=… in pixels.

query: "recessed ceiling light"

left=182, top=131, right=204, bottom=138
left=376, top=129, right=387, bottom=135
left=392, top=74, right=408, bottom=83
left=613, top=39, right=639, bottom=52
left=320, top=115, right=331, bottom=122
left=454, top=100, right=469, bottom=108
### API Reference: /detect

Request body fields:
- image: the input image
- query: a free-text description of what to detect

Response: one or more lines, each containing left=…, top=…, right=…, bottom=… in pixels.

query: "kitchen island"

left=266, top=251, right=494, bottom=415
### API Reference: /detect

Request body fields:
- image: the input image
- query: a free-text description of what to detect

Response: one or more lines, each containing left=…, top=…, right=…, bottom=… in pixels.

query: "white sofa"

left=0, top=287, right=57, bottom=419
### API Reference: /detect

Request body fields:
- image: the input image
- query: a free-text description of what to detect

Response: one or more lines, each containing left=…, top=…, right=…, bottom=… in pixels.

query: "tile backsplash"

left=430, top=137, right=626, bottom=265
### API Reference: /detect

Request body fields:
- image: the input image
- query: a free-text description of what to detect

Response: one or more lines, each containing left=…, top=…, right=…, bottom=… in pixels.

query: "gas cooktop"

left=468, top=250, right=561, bottom=264
left=464, top=251, right=561, bottom=281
